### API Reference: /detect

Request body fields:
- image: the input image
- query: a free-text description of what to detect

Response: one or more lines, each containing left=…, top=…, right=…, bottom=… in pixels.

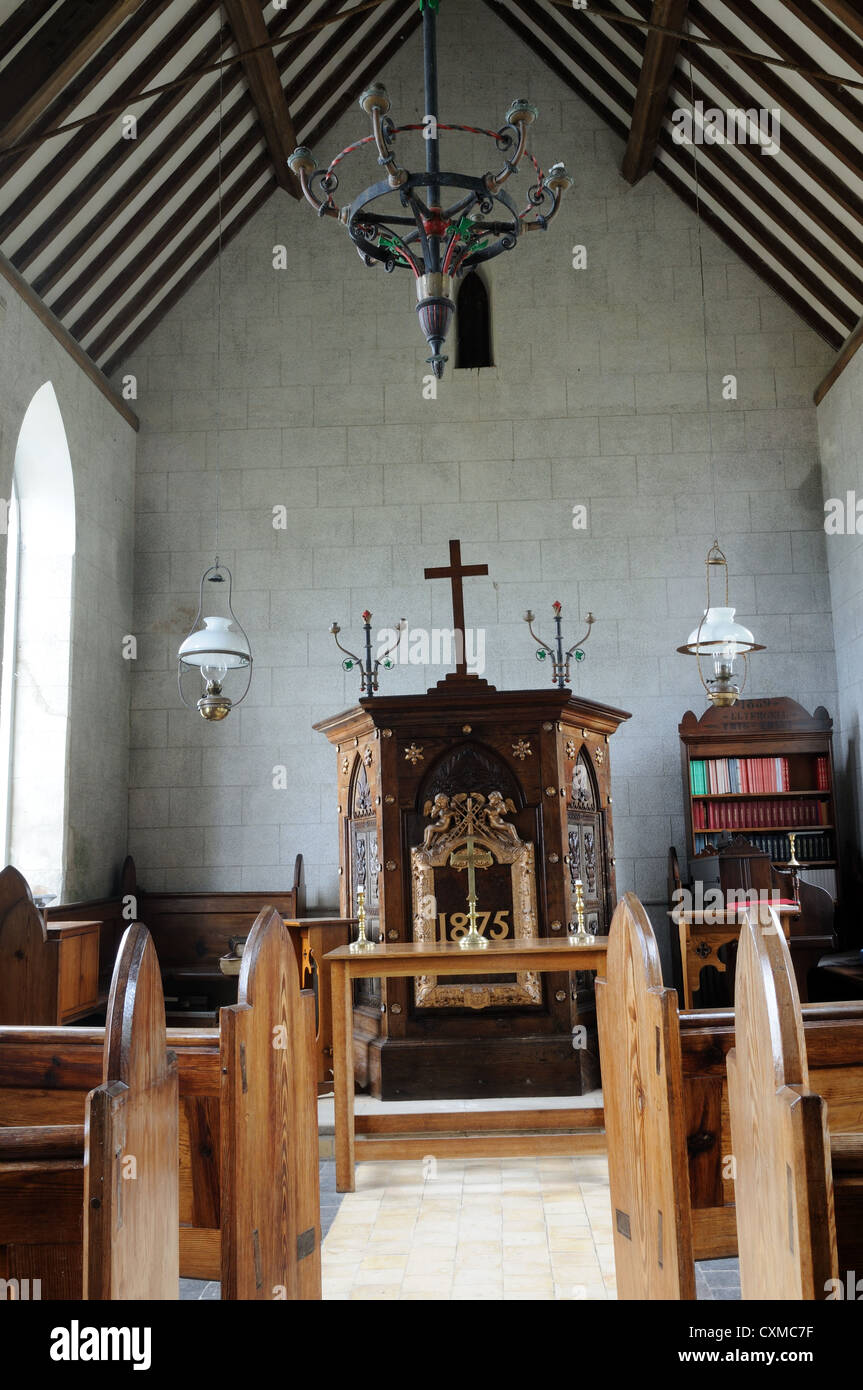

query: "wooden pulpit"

left=315, top=541, right=630, bottom=1100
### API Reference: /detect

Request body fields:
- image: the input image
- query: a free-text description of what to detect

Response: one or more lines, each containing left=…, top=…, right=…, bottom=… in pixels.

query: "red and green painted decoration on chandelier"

left=288, top=0, right=571, bottom=377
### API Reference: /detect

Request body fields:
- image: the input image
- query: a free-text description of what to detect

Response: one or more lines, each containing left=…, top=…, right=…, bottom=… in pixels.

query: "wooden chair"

left=728, top=907, right=863, bottom=1299
left=0, top=922, right=178, bottom=1299
left=596, top=892, right=696, bottom=1299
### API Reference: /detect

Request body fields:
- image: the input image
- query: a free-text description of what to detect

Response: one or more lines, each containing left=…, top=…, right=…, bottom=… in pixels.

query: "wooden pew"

left=596, top=892, right=696, bottom=1299
left=597, top=892, right=863, bottom=1298
left=0, top=922, right=178, bottom=1299
left=0, top=907, right=321, bottom=1297
left=728, top=908, right=863, bottom=1298
left=42, top=855, right=348, bottom=1088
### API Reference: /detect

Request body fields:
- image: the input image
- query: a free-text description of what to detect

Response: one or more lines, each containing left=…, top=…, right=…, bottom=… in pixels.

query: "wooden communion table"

left=325, top=937, right=608, bottom=1191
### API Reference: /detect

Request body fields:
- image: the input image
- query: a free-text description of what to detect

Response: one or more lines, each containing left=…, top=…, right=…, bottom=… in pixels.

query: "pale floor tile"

left=323, top=1154, right=616, bottom=1301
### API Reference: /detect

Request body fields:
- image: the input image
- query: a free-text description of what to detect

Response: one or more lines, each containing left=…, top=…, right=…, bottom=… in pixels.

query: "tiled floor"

left=179, top=1154, right=741, bottom=1301
left=322, top=1154, right=616, bottom=1301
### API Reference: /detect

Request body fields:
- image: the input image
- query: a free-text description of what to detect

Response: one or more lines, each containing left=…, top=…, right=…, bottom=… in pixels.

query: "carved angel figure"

left=421, top=793, right=455, bottom=848
left=486, top=790, right=520, bottom=842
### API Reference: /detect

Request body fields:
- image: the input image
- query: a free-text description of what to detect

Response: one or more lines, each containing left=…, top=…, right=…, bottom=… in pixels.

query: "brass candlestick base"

left=350, top=886, right=377, bottom=953
left=459, top=903, right=489, bottom=950
left=569, top=880, right=591, bottom=945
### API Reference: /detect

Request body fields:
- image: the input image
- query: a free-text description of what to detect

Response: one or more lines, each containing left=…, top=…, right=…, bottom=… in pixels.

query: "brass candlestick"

left=569, top=880, right=591, bottom=945
left=450, top=836, right=493, bottom=949
left=350, top=884, right=377, bottom=953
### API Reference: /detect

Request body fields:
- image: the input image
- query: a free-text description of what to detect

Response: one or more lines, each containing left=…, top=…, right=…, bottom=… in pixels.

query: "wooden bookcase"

left=678, top=697, right=839, bottom=903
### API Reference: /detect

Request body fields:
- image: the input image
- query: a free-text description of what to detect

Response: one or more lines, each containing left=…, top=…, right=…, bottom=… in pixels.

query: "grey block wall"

left=119, top=0, right=840, bottom=914
left=0, top=278, right=137, bottom=899
left=816, top=351, right=863, bottom=874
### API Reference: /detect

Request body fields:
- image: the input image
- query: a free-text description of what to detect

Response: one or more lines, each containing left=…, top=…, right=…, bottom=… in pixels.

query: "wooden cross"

left=424, top=538, right=488, bottom=676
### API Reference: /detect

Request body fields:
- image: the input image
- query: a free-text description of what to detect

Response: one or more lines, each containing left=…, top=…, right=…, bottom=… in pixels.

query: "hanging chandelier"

left=287, top=0, right=571, bottom=377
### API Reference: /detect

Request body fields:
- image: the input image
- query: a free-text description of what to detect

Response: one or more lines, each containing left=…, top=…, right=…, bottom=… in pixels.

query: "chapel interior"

left=1, top=0, right=863, bottom=1310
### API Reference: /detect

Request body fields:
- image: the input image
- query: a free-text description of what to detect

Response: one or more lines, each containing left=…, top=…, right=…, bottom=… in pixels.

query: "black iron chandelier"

left=288, top=0, right=571, bottom=377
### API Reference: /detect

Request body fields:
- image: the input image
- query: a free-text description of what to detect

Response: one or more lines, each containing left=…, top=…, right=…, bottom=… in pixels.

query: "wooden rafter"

left=0, top=0, right=60, bottom=64
left=0, top=0, right=147, bottom=151
left=87, top=155, right=272, bottom=362
left=499, top=0, right=844, bottom=346
left=0, top=0, right=174, bottom=188
left=621, top=0, right=689, bottom=184
left=291, top=0, right=419, bottom=145
left=721, top=0, right=863, bottom=137
left=0, top=0, right=220, bottom=252
left=102, top=178, right=277, bottom=379
left=70, top=125, right=265, bottom=342
left=31, top=0, right=319, bottom=298
left=778, top=0, right=863, bottom=79
left=222, top=0, right=300, bottom=197
left=0, top=250, right=138, bottom=430
left=814, top=0, right=863, bottom=46
left=100, top=0, right=419, bottom=373
left=603, top=0, right=863, bottom=305
left=688, top=1, right=863, bottom=181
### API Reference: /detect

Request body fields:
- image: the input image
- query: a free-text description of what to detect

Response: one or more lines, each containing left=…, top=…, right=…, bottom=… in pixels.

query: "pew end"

left=596, top=892, right=696, bottom=1300
left=728, top=908, right=838, bottom=1299
left=219, top=906, right=321, bottom=1300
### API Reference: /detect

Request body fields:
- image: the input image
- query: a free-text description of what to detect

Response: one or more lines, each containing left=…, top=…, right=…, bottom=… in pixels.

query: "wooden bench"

left=729, top=907, right=863, bottom=1298
left=0, top=907, right=322, bottom=1297
left=42, top=856, right=350, bottom=1090
left=597, top=892, right=863, bottom=1297
left=0, top=922, right=178, bottom=1299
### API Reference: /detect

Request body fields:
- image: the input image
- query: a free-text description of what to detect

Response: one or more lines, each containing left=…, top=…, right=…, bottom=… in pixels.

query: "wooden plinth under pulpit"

left=314, top=540, right=630, bottom=1101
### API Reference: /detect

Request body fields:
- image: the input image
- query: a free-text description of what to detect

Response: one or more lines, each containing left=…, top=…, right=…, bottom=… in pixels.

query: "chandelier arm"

left=369, top=105, right=406, bottom=187
left=486, top=121, right=528, bottom=191
left=297, top=165, right=340, bottom=217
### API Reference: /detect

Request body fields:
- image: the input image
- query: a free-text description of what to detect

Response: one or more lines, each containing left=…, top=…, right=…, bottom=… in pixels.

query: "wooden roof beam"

left=621, top=0, right=689, bottom=185
left=223, top=0, right=300, bottom=197
left=0, top=0, right=147, bottom=151
left=815, top=0, right=863, bottom=45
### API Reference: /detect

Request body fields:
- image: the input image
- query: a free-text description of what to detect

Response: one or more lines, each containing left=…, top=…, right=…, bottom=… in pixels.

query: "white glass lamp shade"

left=683, top=606, right=758, bottom=656
left=178, top=616, right=251, bottom=670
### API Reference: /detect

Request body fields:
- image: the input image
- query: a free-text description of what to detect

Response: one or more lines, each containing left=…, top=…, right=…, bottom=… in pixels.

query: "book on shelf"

left=691, top=797, right=828, bottom=831
left=689, top=755, right=803, bottom=796
left=693, top=830, right=833, bottom=861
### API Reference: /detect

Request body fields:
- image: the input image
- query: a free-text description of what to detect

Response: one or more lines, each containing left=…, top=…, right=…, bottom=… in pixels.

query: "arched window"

left=455, top=270, right=493, bottom=369
left=0, top=383, right=75, bottom=901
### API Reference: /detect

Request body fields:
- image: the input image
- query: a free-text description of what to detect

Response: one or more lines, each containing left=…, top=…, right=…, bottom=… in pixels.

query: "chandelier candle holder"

left=523, top=601, right=595, bottom=689
left=178, top=561, right=252, bottom=721
left=330, top=610, right=405, bottom=696
left=287, top=0, right=571, bottom=377
left=677, top=542, right=764, bottom=708
left=350, top=884, right=377, bottom=954
left=569, top=879, right=591, bottom=946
